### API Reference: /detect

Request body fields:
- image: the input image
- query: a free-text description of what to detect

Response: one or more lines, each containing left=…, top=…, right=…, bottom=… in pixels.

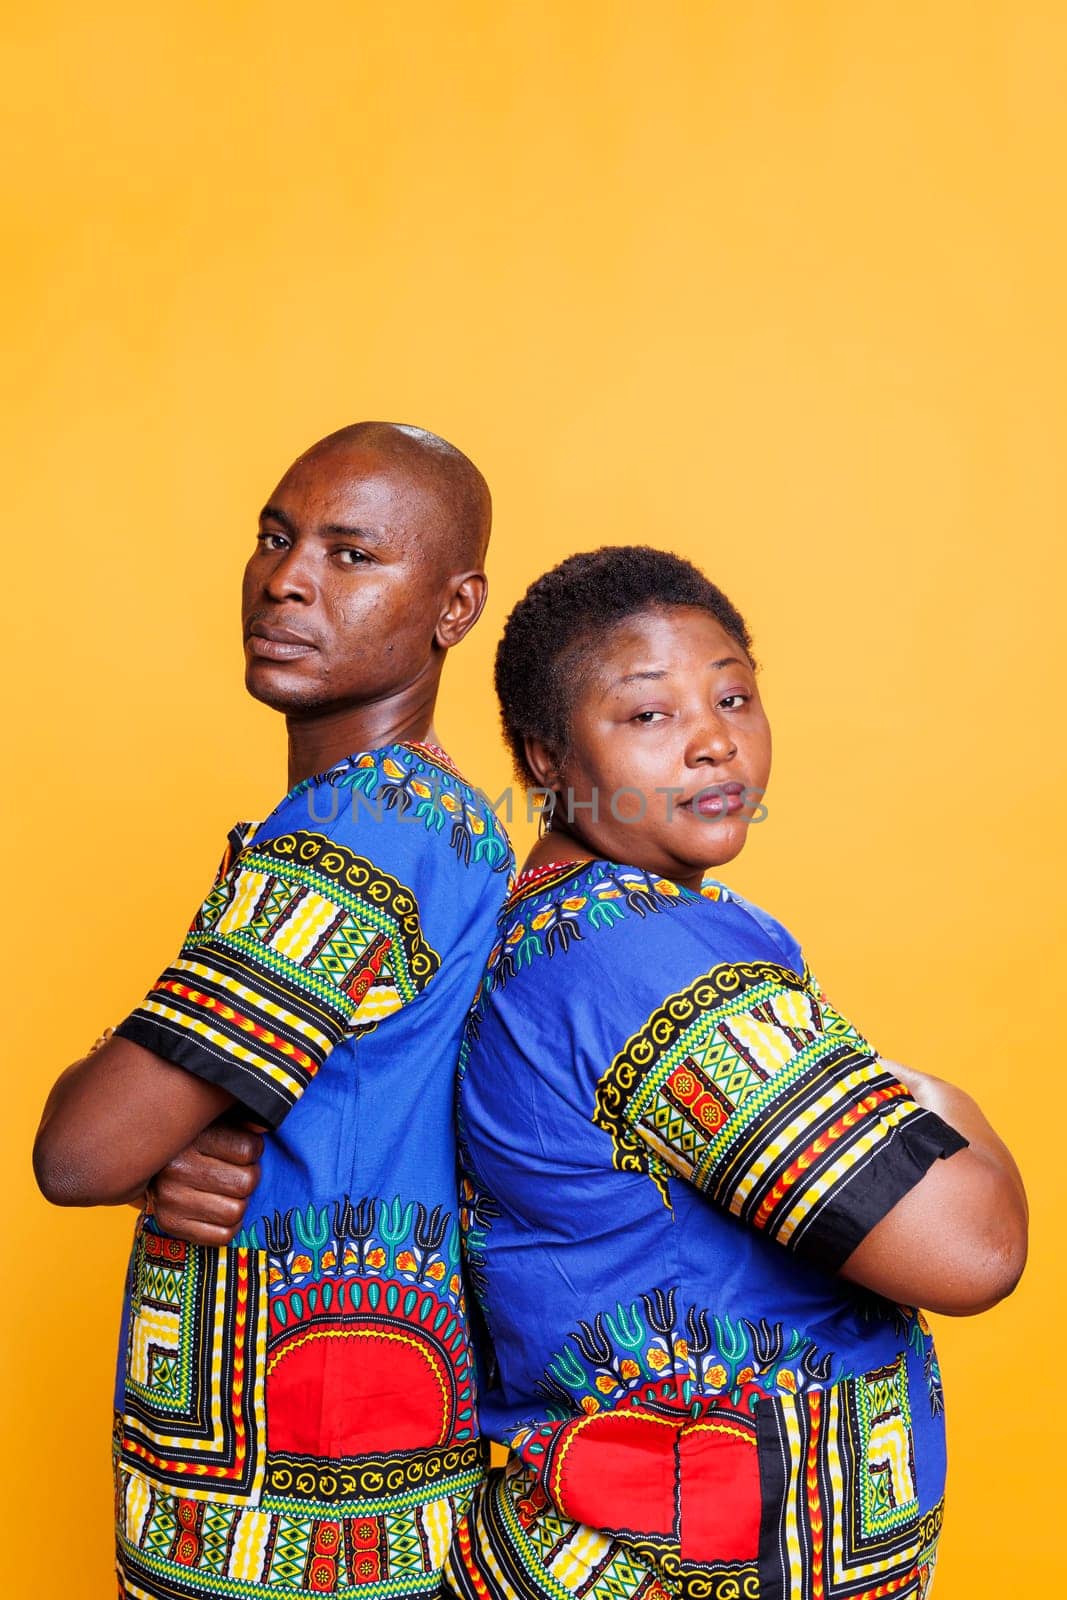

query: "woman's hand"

left=840, top=1059, right=1028, bottom=1315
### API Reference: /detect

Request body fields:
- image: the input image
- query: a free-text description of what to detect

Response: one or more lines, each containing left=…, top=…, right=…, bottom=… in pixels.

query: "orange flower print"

left=707, top=1364, right=728, bottom=1389
left=320, top=1249, right=336, bottom=1271
left=366, top=1248, right=386, bottom=1269
left=776, top=1370, right=797, bottom=1393
left=449, top=1273, right=461, bottom=1295
left=647, top=1347, right=669, bottom=1371
left=595, top=1375, right=617, bottom=1393
left=736, top=1366, right=754, bottom=1385
left=268, top=1266, right=284, bottom=1286
left=291, top=1254, right=312, bottom=1275
left=620, top=1359, right=640, bottom=1380
left=673, top=1339, right=689, bottom=1360
left=395, top=1251, right=417, bottom=1273
left=580, top=1396, right=600, bottom=1414
left=426, top=1261, right=446, bottom=1280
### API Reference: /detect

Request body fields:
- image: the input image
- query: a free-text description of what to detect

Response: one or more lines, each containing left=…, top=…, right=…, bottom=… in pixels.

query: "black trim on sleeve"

left=792, top=1108, right=969, bottom=1273
left=114, top=1015, right=293, bottom=1130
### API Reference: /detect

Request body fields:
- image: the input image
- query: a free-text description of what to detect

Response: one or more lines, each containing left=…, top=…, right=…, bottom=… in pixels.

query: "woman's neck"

left=520, top=824, right=707, bottom=893
left=521, top=826, right=599, bottom=876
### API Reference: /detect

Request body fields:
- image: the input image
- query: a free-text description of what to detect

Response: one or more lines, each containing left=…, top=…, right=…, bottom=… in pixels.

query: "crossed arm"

left=33, top=1033, right=263, bottom=1243
left=838, top=1062, right=1027, bottom=1315
left=35, top=1038, right=1026, bottom=1318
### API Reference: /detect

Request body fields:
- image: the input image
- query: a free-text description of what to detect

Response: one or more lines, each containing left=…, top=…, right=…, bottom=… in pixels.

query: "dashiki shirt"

left=110, top=742, right=513, bottom=1600
left=448, top=859, right=968, bottom=1600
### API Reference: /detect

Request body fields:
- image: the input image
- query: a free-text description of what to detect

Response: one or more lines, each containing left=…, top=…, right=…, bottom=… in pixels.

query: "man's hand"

left=148, top=1119, right=265, bottom=1246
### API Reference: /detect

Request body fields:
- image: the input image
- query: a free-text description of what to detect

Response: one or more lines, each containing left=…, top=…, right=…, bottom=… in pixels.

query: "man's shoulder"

left=259, top=742, right=514, bottom=894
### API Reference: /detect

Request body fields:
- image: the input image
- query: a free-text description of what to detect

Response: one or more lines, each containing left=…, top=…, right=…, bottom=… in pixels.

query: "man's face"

left=242, top=443, right=455, bottom=717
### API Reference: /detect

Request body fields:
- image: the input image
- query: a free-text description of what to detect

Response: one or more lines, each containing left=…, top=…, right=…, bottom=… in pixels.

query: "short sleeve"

left=114, top=815, right=441, bottom=1128
left=592, top=954, right=968, bottom=1272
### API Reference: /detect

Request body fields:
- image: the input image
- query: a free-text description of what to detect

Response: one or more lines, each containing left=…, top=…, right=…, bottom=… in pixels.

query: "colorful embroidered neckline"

left=285, top=739, right=463, bottom=803
left=506, top=856, right=726, bottom=912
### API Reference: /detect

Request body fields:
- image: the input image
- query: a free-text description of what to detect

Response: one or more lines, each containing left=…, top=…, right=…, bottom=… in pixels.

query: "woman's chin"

left=677, top=814, right=752, bottom=870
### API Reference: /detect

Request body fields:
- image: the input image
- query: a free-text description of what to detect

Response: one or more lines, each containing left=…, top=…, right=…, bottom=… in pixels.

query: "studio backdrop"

left=4, top=4, right=1062, bottom=1596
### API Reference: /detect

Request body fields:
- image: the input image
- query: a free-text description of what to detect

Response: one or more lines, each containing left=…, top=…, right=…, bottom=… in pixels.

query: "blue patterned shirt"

left=112, top=742, right=513, bottom=1600
left=454, top=858, right=965, bottom=1600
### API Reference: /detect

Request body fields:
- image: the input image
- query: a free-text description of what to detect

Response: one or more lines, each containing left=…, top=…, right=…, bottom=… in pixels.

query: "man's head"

left=242, top=422, right=492, bottom=722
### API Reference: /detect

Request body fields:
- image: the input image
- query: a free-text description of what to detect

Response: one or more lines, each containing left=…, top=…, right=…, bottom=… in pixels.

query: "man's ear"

left=523, top=735, right=560, bottom=792
left=435, top=571, right=488, bottom=649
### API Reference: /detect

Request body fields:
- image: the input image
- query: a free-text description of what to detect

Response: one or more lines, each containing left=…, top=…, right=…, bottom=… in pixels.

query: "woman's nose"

left=686, top=714, right=737, bottom=765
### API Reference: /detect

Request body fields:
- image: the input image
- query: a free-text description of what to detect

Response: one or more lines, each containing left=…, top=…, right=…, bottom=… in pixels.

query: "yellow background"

left=4, top=2, right=1063, bottom=1593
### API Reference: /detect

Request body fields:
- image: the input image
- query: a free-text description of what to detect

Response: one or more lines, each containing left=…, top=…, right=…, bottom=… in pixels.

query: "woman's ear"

left=523, top=735, right=560, bottom=792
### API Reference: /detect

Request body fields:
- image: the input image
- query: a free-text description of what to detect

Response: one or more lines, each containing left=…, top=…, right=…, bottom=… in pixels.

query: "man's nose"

left=263, top=543, right=316, bottom=603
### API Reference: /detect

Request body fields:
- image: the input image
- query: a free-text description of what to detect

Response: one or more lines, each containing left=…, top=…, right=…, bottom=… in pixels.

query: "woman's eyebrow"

left=618, top=668, right=668, bottom=685
left=616, top=655, right=746, bottom=686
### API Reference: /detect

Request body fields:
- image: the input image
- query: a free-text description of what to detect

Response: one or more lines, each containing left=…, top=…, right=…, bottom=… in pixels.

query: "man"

left=34, top=422, right=513, bottom=1600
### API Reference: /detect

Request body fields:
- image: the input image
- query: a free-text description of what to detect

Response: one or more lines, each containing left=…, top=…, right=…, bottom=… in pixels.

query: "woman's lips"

left=684, top=782, right=746, bottom=817
left=246, top=635, right=317, bottom=660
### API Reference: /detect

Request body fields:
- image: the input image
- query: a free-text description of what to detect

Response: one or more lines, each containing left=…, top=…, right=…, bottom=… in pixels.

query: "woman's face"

left=549, top=605, right=772, bottom=889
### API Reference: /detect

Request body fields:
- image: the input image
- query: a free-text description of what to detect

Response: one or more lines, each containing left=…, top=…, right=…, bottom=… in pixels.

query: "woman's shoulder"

left=702, top=878, right=805, bottom=973
left=474, top=857, right=804, bottom=1017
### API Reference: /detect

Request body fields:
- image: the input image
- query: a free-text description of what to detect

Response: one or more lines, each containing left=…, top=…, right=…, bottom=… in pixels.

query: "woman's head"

left=495, top=546, right=771, bottom=886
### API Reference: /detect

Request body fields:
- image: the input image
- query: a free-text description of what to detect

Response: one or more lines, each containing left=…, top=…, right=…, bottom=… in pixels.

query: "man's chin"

left=244, top=663, right=323, bottom=715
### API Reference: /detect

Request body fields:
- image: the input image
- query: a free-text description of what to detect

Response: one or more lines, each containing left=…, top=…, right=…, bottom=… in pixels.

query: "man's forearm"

left=34, top=1035, right=235, bottom=1207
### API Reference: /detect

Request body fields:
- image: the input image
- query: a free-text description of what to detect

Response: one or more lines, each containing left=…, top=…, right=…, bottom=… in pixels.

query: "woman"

left=446, top=546, right=1026, bottom=1600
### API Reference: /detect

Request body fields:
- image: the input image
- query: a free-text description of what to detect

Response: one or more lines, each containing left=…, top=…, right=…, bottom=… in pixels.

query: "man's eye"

left=632, top=710, right=666, bottom=723
left=719, top=694, right=749, bottom=710
left=256, top=531, right=289, bottom=550
left=337, top=548, right=371, bottom=565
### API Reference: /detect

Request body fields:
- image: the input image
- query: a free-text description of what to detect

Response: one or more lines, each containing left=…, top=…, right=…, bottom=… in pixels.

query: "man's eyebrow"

left=320, top=522, right=383, bottom=542
left=259, top=504, right=298, bottom=536
left=258, top=505, right=383, bottom=542
left=615, top=656, right=747, bottom=686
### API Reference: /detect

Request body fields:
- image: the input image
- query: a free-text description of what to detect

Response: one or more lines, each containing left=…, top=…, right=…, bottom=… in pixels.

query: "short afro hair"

left=494, top=545, right=755, bottom=783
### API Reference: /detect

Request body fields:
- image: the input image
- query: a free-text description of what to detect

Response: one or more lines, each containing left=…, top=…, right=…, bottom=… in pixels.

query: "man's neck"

left=285, top=690, right=440, bottom=789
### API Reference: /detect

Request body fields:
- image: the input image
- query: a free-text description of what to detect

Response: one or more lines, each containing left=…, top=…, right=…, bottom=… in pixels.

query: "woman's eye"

left=631, top=710, right=666, bottom=724
left=719, top=694, right=749, bottom=710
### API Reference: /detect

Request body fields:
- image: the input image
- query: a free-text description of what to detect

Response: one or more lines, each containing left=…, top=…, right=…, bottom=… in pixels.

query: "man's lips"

left=680, top=780, right=748, bottom=818
left=245, top=623, right=318, bottom=661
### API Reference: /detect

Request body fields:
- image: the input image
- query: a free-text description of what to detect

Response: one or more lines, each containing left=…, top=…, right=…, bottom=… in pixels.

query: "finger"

left=194, top=1124, right=264, bottom=1165
left=151, top=1212, right=247, bottom=1247
left=160, top=1152, right=261, bottom=1200
left=152, top=1179, right=253, bottom=1230
left=171, top=1152, right=262, bottom=1203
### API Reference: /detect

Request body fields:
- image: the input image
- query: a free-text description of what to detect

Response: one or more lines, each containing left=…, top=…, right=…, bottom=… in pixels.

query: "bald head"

left=292, top=421, right=492, bottom=573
